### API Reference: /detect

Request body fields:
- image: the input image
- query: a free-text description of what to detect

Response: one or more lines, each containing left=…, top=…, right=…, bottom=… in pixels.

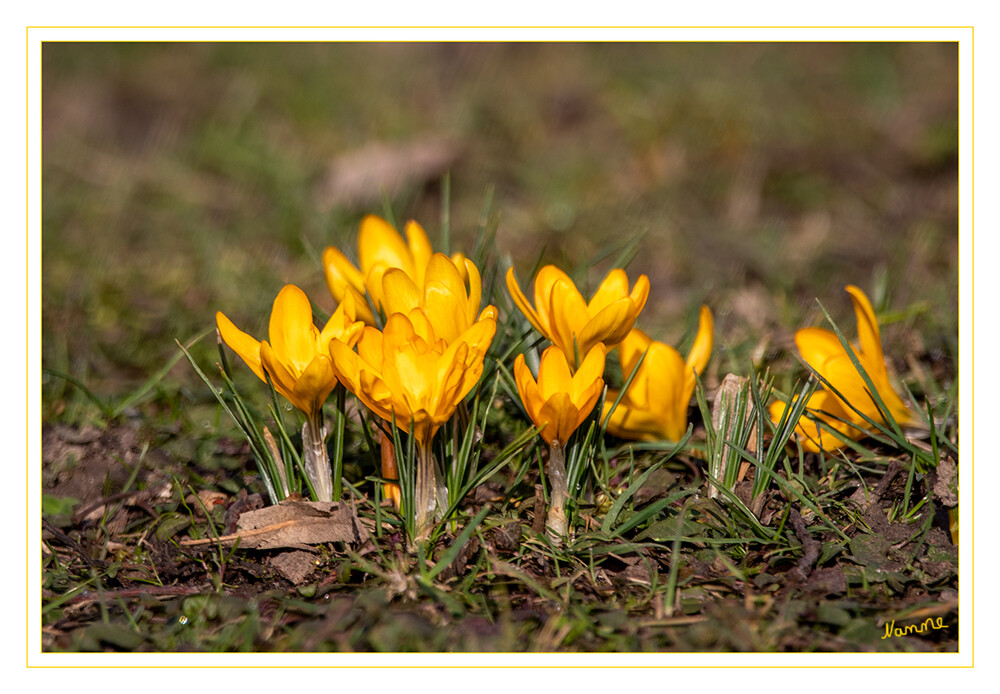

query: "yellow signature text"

left=881, top=617, right=947, bottom=640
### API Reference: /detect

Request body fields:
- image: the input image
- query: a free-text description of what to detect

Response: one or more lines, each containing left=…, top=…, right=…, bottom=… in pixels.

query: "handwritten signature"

left=881, top=617, right=947, bottom=640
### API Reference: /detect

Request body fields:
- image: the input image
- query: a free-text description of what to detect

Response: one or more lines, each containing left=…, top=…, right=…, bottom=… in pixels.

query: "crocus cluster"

left=218, top=215, right=496, bottom=541
left=215, top=208, right=917, bottom=546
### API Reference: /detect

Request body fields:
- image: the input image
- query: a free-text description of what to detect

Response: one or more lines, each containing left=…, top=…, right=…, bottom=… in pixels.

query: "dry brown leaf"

left=186, top=490, right=228, bottom=517
left=931, top=458, right=958, bottom=507
left=314, top=138, right=461, bottom=210
left=269, top=550, right=318, bottom=584
left=179, top=499, right=369, bottom=551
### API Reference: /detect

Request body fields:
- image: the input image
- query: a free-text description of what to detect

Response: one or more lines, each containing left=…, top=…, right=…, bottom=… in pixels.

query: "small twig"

left=788, top=507, right=821, bottom=581
left=42, top=518, right=106, bottom=570
left=850, top=459, right=904, bottom=509
left=57, top=583, right=212, bottom=607
left=870, top=459, right=905, bottom=504
left=532, top=484, right=546, bottom=535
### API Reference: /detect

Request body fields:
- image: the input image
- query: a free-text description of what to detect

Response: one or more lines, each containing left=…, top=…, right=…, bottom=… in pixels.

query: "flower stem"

left=414, top=441, right=439, bottom=543
left=546, top=441, right=568, bottom=540
left=302, top=411, right=333, bottom=502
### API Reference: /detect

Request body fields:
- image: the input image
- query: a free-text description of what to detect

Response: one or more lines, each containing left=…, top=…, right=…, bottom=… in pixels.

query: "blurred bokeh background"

left=42, top=42, right=958, bottom=406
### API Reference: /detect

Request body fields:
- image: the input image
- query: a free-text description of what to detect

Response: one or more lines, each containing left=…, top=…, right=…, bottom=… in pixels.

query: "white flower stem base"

left=302, top=412, right=333, bottom=503
left=546, top=441, right=568, bottom=541
left=414, top=443, right=439, bottom=543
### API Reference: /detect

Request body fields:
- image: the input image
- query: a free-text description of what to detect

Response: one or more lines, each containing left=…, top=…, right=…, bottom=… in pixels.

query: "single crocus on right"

left=603, top=306, right=714, bottom=443
left=769, top=284, right=917, bottom=452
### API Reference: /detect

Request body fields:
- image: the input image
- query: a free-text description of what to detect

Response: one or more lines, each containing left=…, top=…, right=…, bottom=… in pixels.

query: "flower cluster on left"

left=215, top=215, right=497, bottom=542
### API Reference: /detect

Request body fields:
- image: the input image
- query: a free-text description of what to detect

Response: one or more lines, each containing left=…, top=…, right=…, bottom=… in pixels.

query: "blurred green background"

left=41, top=42, right=958, bottom=410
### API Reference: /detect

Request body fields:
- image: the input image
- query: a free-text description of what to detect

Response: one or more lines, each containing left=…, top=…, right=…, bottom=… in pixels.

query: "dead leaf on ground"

left=314, top=138, right=461, bottom=211
left=270, top=550, right=318, bottom=584
left=180, top=499, right=369, bottom=551
left=930, top=458, right=958, bottom=507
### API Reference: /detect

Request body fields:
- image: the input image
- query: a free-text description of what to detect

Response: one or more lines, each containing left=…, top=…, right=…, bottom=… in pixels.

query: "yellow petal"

left=606, top=335, right=688, bottom=442
left=319, top=293, right=364, bottom=352
left=577, top=298, right=634, bottom=354
left=345, top=286, right=375, bottom=326
left=404, top=306, right=438, bottom=346
left=604, top=398, right=669, bottom=442
left=359, top=215, right=415, bottom=278
left=617, top=328, right=653, bottom=382
left=537, top=345, right=574, bottom=399
left=355, top=325, right=385, bottom=373
left=422, top=253, right=470, bottom=342
left=358, top=368, right=403, bottom=431
left=536, top=265, right=581, bottom=339
left=795, top=327, right=849, bottom=373
left=647, top=343, right=688, bottom=441
left=538, top=392, right=580, bottom=447
left=440, top=315, right=495, bottom=401
left=381, top=267, right=422, bottom=318
left=845, top=285, right=884, bottom=366
left=329, top=338, right=364, bottom=394
left=506, top=267, right=548, bottom=339
left=404, top=220, right=434, bottom=287
left=514, top=353, right=545, bottom=427
left=572, top=343, right=606, bottom=403
left=685, top=305, right=714, bottom=380
left=260, top=340, right=307, bottom=413
left=215, top=311, right=265, bottom=382
left=547, top=276, right=589, bottom=361
left=770, top=389, right=861, bottom=453
left=587, top=269, right=629, bottom=315
left=628, top=274, right=651, bottom=313
left=322, top=245, right=365, bottom=302
left=292, top=355, right=337, bottom=415
left=643, top=342, right=685, bottom=415
left=268, top=285, right=320, bottom=377
left=458, top=307, right=499, bottom=355
left=461, top=256, right=483, bottom=326
left=363, top=263, right=391, bottom=314
left=385, top=339, right=433, bottom=416
left=451, top=252, right=472, bottom=283
left=433, top=341, right=474, bottom=426
left=477, top=305, right=499, bottom=324
left=824, top=352, right=914, bottom=427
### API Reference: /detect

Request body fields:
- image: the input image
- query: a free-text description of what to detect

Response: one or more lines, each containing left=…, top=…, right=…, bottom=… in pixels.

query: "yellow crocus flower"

left=506, top=265, right=649, bottom=369
left=331, top=306, right=497, bottom=539
left=514, top=343, right=606, bottom=539
left=380, top=252, right=486, bottom=344
left=769, top=285, right=917, bottom=453
left=514, top=344, right=607, bottom=448
left=603, top=306, right=714, bottom=442
left=216, top=285, right=364, bottom=417
left=330, top=306, right=498, bottom=446
left=324, top=214, right=471, bottom=326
